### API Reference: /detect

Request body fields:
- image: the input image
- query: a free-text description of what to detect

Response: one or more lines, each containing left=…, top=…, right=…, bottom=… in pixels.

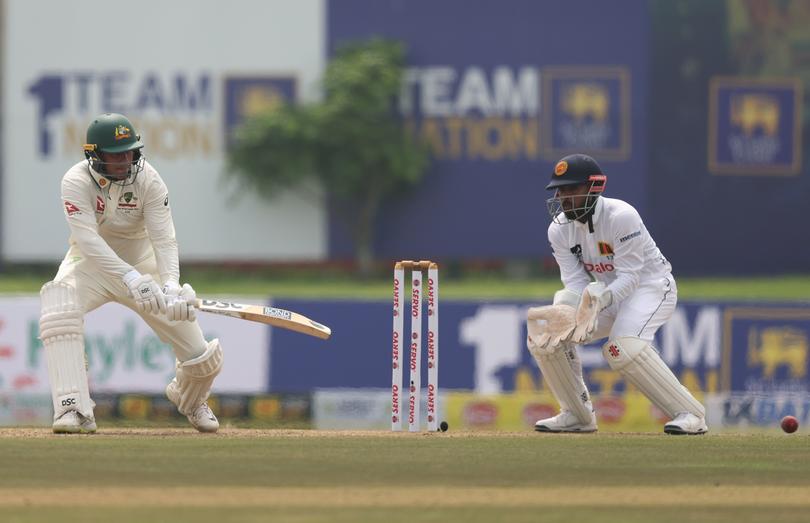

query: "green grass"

left=1, top=268, right=809, bottom=300
left=1, top=430, right=810, bottom=522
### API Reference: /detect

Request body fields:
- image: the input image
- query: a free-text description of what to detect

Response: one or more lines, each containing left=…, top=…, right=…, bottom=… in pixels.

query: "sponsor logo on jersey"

left=619, top=230, right=641, bottom=243
left=64, top=201, right=81, bottom=216
left=95, top=196, right=105, bottom=213
left=598, top=241, right=613, bottom=255
left=583, top=261, right=614, bottom=274
left=570, top=244, right=582, bottom=262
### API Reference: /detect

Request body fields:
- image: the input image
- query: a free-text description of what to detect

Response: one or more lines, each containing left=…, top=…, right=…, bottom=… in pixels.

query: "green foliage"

left=228, top=38, right=430, bottom=271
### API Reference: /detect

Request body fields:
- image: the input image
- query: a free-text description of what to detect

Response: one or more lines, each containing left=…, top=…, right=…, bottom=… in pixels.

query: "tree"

left=227, top=38, right=430, bottom=274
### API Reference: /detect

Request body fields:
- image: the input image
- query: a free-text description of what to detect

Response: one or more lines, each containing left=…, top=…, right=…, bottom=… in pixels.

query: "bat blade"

left=194, top=299, right=331, bottom=340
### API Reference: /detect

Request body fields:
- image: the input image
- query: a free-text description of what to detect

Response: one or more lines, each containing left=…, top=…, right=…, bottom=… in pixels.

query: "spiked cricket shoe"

left=52, top=411, right=97, bottom=434
left=664, top=412, right=708, bottom=435
left=534, top=410, right=597, bottom=433
left=166, top=380, right=219, bottom=433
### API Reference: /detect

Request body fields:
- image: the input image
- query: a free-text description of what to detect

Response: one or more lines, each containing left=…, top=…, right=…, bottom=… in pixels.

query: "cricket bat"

left=194, top=299, right=331, bottom=340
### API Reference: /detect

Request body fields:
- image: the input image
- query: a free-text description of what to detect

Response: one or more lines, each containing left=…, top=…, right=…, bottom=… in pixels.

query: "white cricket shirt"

left=548, top=196, right=672, bottom=304
left=60, top=160, right=179, bottom=284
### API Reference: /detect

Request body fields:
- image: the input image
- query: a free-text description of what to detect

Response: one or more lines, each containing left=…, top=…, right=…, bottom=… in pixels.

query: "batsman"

left=527, top=154, right=707, bottom=435
left=39, top=113, right=223, bottom=434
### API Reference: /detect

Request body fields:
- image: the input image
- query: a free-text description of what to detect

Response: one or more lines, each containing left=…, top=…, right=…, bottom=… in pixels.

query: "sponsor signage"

left=0, top=296, right=269, bottom=395
left=721, top=307, right=810, bottom=393
left=708, top=76, right=803, bottom=175
left=3, top=0, right=326, bottom=262
left=707, top=392, right=810, bottom=431
left=270, top=299, right=807, bottom=400
left=327, top=0, right=649, bottom=259
left=542, top=66, right=631, bottom=160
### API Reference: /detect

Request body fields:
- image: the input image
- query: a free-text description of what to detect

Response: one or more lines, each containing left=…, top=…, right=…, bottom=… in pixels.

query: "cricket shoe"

left=664, top=412, right=708, bottom=435
left=166, top=380, right=219, bottom=433
left=52, top=411, right=97, bottom=434
left=534, top=410, right=597, bottom=433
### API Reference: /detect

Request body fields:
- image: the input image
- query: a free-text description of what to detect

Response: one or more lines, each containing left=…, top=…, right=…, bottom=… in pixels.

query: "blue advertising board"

left=708, top=77, right=802, bottom=175
left=648, top=3, right=810, bottom=275
left=326, top=0, right=650, bottom=260
left=223, top=76, right=297, bottom=146
left=269, top=298, right=809, bottom=396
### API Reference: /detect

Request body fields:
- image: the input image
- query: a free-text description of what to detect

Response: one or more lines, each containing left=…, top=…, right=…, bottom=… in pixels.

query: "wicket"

left=391, top=260, right=439, bottom=432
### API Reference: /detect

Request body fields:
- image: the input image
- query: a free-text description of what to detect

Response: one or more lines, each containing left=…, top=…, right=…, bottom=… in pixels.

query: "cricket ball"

left=781, top=415, right=799, bottom=434
left=439, top=421, right=449, bottom=432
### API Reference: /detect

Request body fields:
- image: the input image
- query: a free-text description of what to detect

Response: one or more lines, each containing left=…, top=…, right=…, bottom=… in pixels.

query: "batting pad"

left=168, top=338, right=223, bottom=415
left=39, top=281, right=94, bottom=420
left=533, top=343, right=594, bottom=424
left=602, top=337, right=705, bottom=419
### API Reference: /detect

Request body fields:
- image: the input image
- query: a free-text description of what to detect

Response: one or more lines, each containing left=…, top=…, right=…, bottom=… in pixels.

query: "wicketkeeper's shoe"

left=52, top=410, right=97, bottom=434
left=166, top=380, right=220, bottom=433
left=664, top=412, right=708, bottom=435
left=534, top=410, right=598, bottom=433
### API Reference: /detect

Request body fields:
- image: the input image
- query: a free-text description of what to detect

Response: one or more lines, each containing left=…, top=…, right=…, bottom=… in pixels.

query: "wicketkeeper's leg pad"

left=167, top=338, right=223, bottom=416
left=602, top=337, right=704, bottom=419
left=532, top=343, right=594, bottom=424
left=39, top=281, right=94, bottom=420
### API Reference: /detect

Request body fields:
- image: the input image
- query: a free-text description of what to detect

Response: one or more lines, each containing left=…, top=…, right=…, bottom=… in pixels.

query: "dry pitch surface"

left=1, top=428, right=809, bottom=523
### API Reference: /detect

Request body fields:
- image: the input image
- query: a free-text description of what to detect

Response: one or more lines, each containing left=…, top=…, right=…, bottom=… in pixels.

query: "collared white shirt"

left=548, top=196, right=672, bottom=304
left=60, top=160, right=179, bottom=283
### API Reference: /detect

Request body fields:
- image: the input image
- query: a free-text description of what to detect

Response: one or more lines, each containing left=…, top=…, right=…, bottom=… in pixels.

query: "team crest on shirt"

left=117, top=191, right=139, bottom=211
left=598, top=241, right=614, bottom=258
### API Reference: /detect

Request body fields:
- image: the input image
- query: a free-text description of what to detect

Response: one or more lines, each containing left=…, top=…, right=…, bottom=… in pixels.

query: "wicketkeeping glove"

left=163, top=281, right=197, bottom=322
left=526, top=304, right=576, bottom=355
left=572, top=282, right=613, bottom=344
left=123, top=270, right=166, bottom=315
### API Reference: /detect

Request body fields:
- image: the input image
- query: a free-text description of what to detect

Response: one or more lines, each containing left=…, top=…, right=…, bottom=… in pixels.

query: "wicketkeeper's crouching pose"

left=39, top=113, right=223, bottom=434
left=527, top=154, right=707, bottom=435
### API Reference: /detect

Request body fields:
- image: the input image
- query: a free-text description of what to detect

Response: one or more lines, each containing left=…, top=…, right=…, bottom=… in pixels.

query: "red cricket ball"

left=781, top=415, right=799, bottom=434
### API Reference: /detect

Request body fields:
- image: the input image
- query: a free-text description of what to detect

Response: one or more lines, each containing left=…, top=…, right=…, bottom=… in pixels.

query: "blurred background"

left=0, top=0, right=808, bottom=432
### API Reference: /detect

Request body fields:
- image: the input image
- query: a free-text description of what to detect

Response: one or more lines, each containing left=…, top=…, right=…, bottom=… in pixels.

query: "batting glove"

left=164, top=281, right=197, bottom=322
left=123, top=270, right=166, bottom=315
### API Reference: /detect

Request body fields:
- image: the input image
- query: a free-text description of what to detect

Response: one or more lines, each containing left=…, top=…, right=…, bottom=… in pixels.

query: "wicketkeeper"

left=527, top=153, right=707, bottom=435
left=39, top=113, right=223, bottom=434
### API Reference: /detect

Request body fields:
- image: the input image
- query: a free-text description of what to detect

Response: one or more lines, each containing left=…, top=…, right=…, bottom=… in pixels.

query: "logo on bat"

left=201, top=300, right=243, bottom=310
left=263, top=307, right=292, bottom=320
